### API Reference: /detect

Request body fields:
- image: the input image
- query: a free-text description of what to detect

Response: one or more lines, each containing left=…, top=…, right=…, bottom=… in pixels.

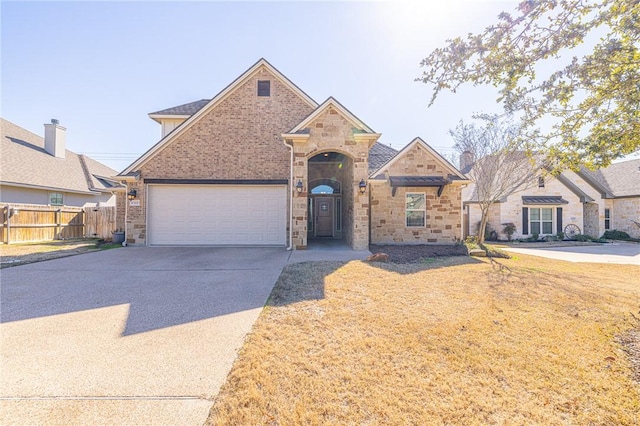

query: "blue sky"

left=3, top=1, right=523, bottom=172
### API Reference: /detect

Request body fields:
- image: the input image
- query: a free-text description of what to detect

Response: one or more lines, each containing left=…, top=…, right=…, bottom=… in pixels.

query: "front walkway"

left=288, top=239, right=370, bottom=263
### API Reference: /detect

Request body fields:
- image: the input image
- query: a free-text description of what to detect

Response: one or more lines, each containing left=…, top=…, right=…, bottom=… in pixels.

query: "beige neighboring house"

left=463, top=157, right=640, bottom=240
left=1, top=118, right=124, bottom=208
left=119, top=58, right=470, bottom=249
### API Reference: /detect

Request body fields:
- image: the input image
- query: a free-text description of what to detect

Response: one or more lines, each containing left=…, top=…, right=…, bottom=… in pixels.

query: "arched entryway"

left=307, top=151, right=354, bottom=247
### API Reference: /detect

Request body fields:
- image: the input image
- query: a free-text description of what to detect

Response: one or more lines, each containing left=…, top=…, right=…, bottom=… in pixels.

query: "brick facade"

left=125, top=65, right=314, bottom=245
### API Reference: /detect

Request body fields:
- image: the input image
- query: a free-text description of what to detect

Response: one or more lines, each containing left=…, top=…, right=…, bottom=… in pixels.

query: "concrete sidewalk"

left=503, top=242, right=640, bottom=265
left=1, top=247, right=290, bottom=426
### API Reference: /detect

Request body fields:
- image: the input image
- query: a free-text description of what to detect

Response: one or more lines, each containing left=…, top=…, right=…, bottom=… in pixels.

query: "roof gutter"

left=0, top=181, right=98, bottom=195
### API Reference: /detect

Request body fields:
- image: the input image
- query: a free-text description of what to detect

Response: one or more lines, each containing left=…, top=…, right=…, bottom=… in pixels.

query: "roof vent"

left=51, top=118, right=59, bottom=125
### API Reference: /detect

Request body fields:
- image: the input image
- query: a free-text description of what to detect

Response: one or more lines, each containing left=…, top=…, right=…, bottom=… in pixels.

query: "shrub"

left=572, top=234, right=592, bottom=242
left=502, top=223, right=516, bottom=241
left=544, top=234, right=560, bottom=242
left=602, top=230, right=631, bottom=240
left=556, top=232, right=565, bottom=240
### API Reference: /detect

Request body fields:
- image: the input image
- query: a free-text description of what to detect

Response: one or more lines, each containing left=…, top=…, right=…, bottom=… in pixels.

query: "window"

left=336, top=198, right=342, bottom=231
left=406, top=193, right=426, bottom=227
left=49, top=192, right=63, bottom=206
left=311, top=185, right=334, bottom=194
left=604, top=208, right=610, bottom=230
left=530, top=207, right=553, bottom=234
left=538, top=176, right=545, bottom=187
left=257, top=80, right=270, bottom=97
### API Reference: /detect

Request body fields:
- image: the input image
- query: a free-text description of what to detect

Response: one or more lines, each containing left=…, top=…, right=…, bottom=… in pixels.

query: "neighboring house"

left=119, top=58, right=469, bottom=249
left=462, top=156, right=640, bottom=240
left=580, top=159, right=640, bottom=239
left=1, top=118, right=124, bottom=208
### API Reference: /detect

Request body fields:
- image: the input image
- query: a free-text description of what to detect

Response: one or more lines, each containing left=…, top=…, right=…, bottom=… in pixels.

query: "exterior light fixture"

left=296, top=180, right=303, bottom=193
left=127, top=189, right=137, bottom=201
left=359, top=179, right=367, bottom=194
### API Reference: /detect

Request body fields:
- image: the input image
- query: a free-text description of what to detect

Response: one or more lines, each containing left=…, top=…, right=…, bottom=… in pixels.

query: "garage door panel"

left=148, top=185, right=286, bottom=246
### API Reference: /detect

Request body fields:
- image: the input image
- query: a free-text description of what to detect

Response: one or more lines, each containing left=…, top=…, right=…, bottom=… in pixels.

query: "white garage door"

left=148, top=185, right=286, bottom=246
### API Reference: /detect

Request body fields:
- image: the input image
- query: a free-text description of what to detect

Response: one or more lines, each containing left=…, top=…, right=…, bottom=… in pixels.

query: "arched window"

left=309, top=179, right=341, bottom=194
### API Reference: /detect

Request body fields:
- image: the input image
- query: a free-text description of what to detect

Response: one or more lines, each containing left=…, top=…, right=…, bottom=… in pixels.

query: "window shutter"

left=522, top=207, right=529, bottom=235
left=557, top=207, right=563, bottom=234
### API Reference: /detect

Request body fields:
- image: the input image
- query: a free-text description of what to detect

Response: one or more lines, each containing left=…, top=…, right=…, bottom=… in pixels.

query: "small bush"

left=556, top=232, right=565, bottom=240
left=602, top=230, right=631, bottom=240
left=571, top=234, right=592, bottom=242
left=544, top=235, right=560, bottom=242
left=502, top=223, right=516, bottom=241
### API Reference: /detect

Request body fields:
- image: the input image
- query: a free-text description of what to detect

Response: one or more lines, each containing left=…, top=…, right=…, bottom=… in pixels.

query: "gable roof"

left=1, top=118, right=122, bottom=195
left=579, top=158, right=640, bottom=197
left=370, top=137, right=469, bottom=181
left=121, top=58, right=318, bottom=175
left=286, top=97, right=376, bottom=135
left=148, top=99, right=210, bottom=121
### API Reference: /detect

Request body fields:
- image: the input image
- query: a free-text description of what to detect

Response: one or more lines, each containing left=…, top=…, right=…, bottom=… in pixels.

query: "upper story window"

left=257, top=80, right=270, bottom=97
left=538, top=176, right=545, bottom=188
left=49, top=192, right=63, bottom=206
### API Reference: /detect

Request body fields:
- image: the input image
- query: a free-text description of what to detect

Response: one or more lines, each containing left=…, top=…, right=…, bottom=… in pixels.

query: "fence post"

left=5, top=205, right=10, bottom=244
left=56, top=208, right=61, bottom=240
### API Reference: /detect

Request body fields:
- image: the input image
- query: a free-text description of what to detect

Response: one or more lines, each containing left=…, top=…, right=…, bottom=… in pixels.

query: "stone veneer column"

left=291, top=150, right=308, bottom=249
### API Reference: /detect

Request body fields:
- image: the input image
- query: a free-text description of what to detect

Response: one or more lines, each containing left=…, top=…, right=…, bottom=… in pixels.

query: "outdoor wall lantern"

left=127, top=189, right=137, bottom=201
left=296, top=180, right=304, bottom=193
left=359, top=179, right=367, bottom=194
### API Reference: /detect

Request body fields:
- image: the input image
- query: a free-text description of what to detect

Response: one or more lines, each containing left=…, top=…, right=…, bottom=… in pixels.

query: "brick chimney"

left=44, top=119, right=66, bottom=159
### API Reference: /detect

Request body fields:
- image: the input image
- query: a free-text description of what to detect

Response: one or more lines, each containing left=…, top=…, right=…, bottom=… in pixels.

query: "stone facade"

left=371, top=184, right=462, bottom=244
left=288, top=107, right=374, bottom=250
left=370, top=142, right=463, bottom=244
left=609, top=198, right=640, bottom=238
left=125, top=65, right=314, bottom=245
left=465, top=171, right=585, bottom=240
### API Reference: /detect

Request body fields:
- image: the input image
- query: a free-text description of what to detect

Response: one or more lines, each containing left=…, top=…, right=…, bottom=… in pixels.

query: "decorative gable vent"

left=257, top=80, right=270, bottom=97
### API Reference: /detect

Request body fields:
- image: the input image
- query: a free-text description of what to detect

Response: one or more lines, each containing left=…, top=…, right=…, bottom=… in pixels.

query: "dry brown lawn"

left=0, top=239, right=116, bottom=268
left=207, top=254, right=640, bottom=425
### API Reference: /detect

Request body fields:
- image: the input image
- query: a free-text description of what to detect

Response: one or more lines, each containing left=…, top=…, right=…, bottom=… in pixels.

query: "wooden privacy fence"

left=0, top=204, right=117, bottom=244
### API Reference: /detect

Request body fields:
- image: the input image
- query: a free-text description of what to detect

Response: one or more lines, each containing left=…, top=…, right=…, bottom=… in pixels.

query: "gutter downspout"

left=283, top=139, right=294, bottom=251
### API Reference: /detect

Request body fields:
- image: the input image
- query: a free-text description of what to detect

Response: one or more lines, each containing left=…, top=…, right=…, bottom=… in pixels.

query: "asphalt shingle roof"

left=580, top=159, right=640, bottom=197
left=1, top=118, right=121, bottom=194
left=149, top=99, right=210, bottom=116
left=368, top=142, right=398, bottom=175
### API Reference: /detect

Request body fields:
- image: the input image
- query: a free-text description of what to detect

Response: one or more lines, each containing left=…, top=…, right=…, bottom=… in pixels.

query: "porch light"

left=359, top=179, right=367, bottom=194
left=127, top=189, right=137, bottom=201
left=296, top=180, right=303, bottom=193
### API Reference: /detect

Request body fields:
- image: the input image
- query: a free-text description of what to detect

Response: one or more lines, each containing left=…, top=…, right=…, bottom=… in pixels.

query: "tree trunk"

left=478, top=205, right=490, bottom=244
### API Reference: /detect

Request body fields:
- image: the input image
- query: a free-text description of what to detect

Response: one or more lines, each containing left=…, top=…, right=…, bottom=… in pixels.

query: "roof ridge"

left=77, top=154, right=96, bottom=192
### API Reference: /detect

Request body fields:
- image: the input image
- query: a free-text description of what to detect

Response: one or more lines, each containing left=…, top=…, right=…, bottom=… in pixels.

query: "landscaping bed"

left=369, top=244, right=468, bottom=263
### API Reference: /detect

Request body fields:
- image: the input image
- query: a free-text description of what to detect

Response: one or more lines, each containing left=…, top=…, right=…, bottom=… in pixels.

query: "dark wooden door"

left=315, top=197, right=334, bottom=237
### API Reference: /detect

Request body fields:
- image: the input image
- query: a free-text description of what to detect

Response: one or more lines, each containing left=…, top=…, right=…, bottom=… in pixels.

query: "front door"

left=315, top=197, right=334, bottom=237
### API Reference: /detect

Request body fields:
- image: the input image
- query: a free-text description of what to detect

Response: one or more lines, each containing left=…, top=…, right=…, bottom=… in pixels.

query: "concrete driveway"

left=503, top=242, right=640, bottom=265
left=0, top=247, right=290, bottom=425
